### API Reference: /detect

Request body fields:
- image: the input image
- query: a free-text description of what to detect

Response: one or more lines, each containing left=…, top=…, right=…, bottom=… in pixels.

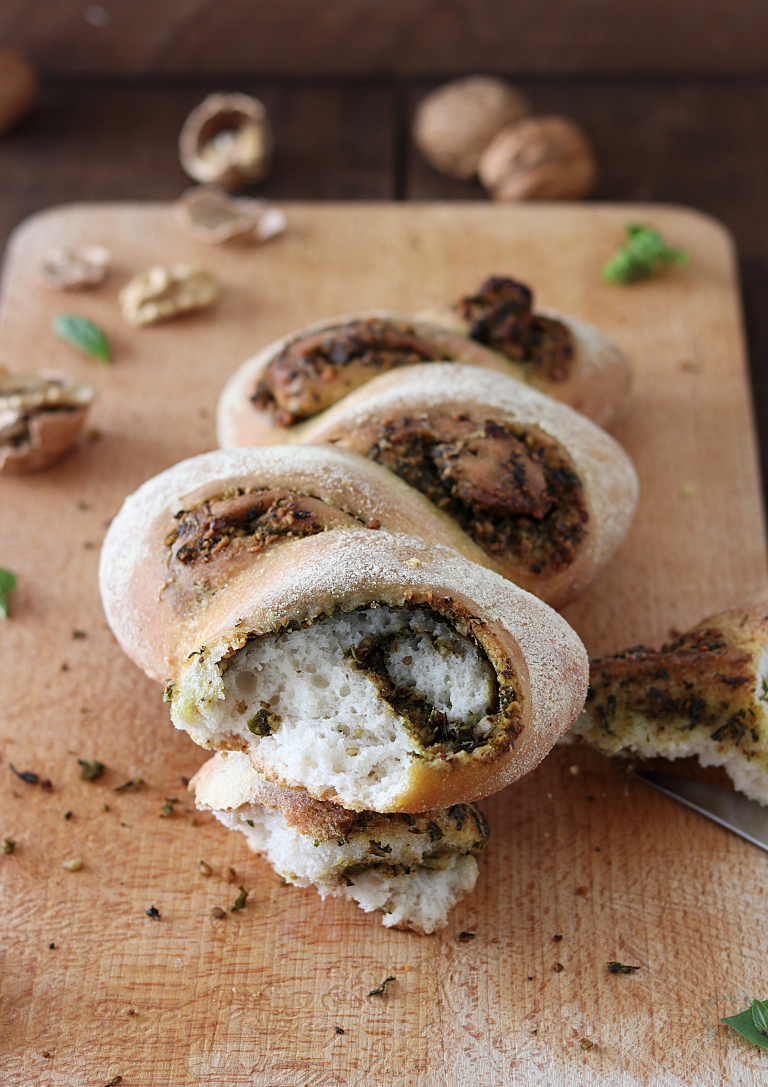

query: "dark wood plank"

left=2, top=0, right=768, bottom=77
left=406, top=80, right=768, bottom=506
left=0, top=82, right=395, bottom=261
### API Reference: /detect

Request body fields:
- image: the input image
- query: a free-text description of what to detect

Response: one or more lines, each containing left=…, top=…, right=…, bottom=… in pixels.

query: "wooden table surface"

left=1, top=200, right=767, bottom=1087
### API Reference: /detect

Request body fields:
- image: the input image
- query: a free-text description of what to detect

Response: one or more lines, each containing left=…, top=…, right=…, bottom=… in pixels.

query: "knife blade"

left=635, top=770, right=768, bottom=853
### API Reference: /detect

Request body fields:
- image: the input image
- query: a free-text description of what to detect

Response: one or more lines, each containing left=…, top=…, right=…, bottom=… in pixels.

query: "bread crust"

left=216, top=311, right=525, bottom=449
left=299, top=364, right=638, bottom=609
left=99, top=445, right=497, bottom=681
left=168, top=529, right=588, bottom=812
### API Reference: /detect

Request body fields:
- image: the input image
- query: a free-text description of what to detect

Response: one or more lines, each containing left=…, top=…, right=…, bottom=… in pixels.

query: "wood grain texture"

left=1, top=202, right=767, bottom=1086
left=3, top=0, right=768, bottom=75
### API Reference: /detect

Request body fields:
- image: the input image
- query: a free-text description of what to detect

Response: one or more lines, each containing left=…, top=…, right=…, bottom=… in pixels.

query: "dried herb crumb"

left=0, top=567, right=17, bottom=620
left=102, top=1076, right=123, bottom=1087
left=230, top=886, right=249, bottom=912
left=575, top=886, right=588, bottom=896
left=211, top=906, right=226, bottom=919
left=1, top=837, right=16, bottom=854
left=163, top=683, right=174, bottom=703
left=458, top=931, right=476, bottom=942
left=607, top=961, right=640, bottom=974
left=48, top=942, right=55, bottom=949
left=10, top=765, right=39, bottom=785
left=62, top=857, right=82, bottom=871
left=159, top=798, right=179, bottom=818
left=553, top=962, right=564, bottom=972
left=580, top=1038, right=594, bottom=1050
left=179, top=775, right=190, bottom=786
left=198, top=860, right=212, bottom=876
left=72, top=630, right=87, bottom=639
left=553, top=934, right=563, bottom=941
left=526, top=976, right=534, bottom=981
left=146, top=905, right=161, bottom=920
left=368, top=975, right=395, bottom=996
left=64, top=811, right=72, bottom=820
left=335, top=1026, right=345, bottom=1034
left=78, top=759, right=105, bottom=781
left=113, top=777, right=144, bottom=792
left=100, top=803, right=110, bottom=812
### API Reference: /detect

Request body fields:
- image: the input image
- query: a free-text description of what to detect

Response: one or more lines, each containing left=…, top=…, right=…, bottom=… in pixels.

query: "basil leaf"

left=0, top=566, right=17, bottom=619
left=721, top=1002, right=768, bottom=1049
left=54, top=313, right=111, bottom=364
left=602, top=224, right=688, bottom=285
left=752, top=999, right=768, bottom=1036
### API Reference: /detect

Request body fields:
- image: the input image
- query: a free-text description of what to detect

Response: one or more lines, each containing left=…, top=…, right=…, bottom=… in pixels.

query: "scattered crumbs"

left=146, top=905, right=161, bottom=920
left=40, top=779, right=53, bottom=792
left=211, top=906, right=226, bottom=919
left=78, top=759, right=105, bottom=781
left=221, top=865, right=236, bottom=883
left=553, top=963, right=564, bottom=973
left=405, top=963, right=412, bottom=972
left=82, top=541, right=95, bottom=549
left=576, top=886, right=588, bottom=896
left=61, top=662, right=69, bottom=671
left=76, top=500, right=89, bottom=511
left=1, top=837, right=16, bottom=854
left=458, top=931, right=476, bottom=942
left=10, top=765, right=39, bottom=785
left=405, top=558, right=421, bottom=568
left=126, top=1008, right=135, bottom=1015
left=42, top=1051, right=51, bottom=1059
left=366, top=519, right=381, bottom=530
left=62, top=858, right=83, bottom=871
left=526, top=976, right=534, bottom=981
left=179, top=775, right=190, bottom=787
left=188, top=816, right=197, bottom=826
left=569, top=765, right=580, bottom=776
left=608, top=961, right=640, bottom=974
left=680, top=483, right=695, bottom=498
left=72, top=630, right=87, bottom=639
left=120, top=822, right=128, bottom=827
left=580, top=1039, right=594, bottom=1051
left=103, top=1077, right=123, bottom=1087
left=369, top=975, right=396, bottom=997
left=48, top=943, right=55, bottom=950
left=64, top=811, right=72, bottom=821
left=553, top=934, right=563, bottom=942
left=86, top=426, right=102, bottom=442
left=230, top=886, right=249, bottom=912
left=100, top=803, right=110, bottom=812
left=335, top=1026, right=345, bottom=1035
left=198, top=860, right=212, bottom=877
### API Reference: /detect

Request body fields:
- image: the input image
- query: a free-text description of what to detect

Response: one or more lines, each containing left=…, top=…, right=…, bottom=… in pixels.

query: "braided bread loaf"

left=100, top=445, right=588, bottom=814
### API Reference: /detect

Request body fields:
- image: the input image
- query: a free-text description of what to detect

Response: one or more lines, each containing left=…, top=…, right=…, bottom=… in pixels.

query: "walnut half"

left=179, top=93, right=273, bottom=189
left=118, top=265, right=219, bottom=327
left=0, top=366, right=96, bottom=474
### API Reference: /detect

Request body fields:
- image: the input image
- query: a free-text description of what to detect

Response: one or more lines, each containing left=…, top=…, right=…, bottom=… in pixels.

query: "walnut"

left=0, top=49, right=37, bottom=135
left=119, top=265, right=219, bottom=327
left=40, top=245, right=111, bottom=290
left=174, top=186, right=286, bottom=245
left=179, top=93, right=273, bottom=189
left=0, top=365, right=96, bottom=474
left=478, top=116, right=597, bottom=201
left=412, top=76, right=530, bottom=180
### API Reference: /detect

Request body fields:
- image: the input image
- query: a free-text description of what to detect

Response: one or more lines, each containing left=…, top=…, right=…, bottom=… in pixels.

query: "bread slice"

left=567, top=602, right=768, bottom=804
left=192, top=751, right=489, bottom=934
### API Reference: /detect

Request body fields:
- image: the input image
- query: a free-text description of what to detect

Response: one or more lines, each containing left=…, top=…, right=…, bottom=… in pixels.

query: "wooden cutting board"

left=1, top=202, right=767, bottom=1087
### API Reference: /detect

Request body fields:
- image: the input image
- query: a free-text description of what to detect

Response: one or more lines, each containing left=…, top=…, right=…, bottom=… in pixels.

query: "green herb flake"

left=0, top=567, right=17, bottom=619
left=1, top=837, right=16, bottom=854
left=721, top=999, right=768, bottom=1049
left=607, top=961, right=640, bottom=974
left=230, top=885, right=249, bottom=912
left=601, top=224, right=689, bottom=284
left=54, top=313, right=111, bottom=364
left=163, top=683, right=175, bottom=703
left=579, top=1038, right=594, bottom=1051
left=78, top=759, right=106, bottom=782
left=145, top=905, right=161, bottom=920
left=10, top=764, right=38, bottom=785
left=159, top=797, right=179, bottom=818
left=103, top=1077, right=123, bottom=1087
left=368, top=975, right=395, bottom=997
left=335, top=1025, right=345, bottom=1035
left=113, top=777, right=144, bottom=792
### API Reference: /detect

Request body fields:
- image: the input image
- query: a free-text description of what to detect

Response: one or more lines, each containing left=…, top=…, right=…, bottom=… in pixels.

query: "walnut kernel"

left=478, top=116, right=597, bottom=201
left=40, top=246, right=111, bottom=290
left=412, top=76, right=530, bottom=180
left=175, top=186, right=286, bottom=245
left=118, top=265, right=219, bottom=327
left=179, top=93, right=273, bottom=189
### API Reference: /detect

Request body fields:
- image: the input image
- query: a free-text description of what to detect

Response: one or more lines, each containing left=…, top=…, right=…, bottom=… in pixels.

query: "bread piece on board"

left=299, top=364, right=639, bottom=609
left=192, top=751, right=489, bottom=934
left=567, top=602, right=768, bottom=805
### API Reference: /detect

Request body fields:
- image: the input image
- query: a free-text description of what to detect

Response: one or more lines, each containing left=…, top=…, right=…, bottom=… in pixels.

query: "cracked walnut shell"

left=478, top=116, right=597, bottom=201
left=0, top=365, right=96, bottom=474
left=179, top=93, right=273, bottom=189
left=412, top=76, right=530, bottom=181
left=40, top=245, right=111, bottom=290
left=119, top=265, right=219, bottom=327
left=174, top=186, right=286, bottom=245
